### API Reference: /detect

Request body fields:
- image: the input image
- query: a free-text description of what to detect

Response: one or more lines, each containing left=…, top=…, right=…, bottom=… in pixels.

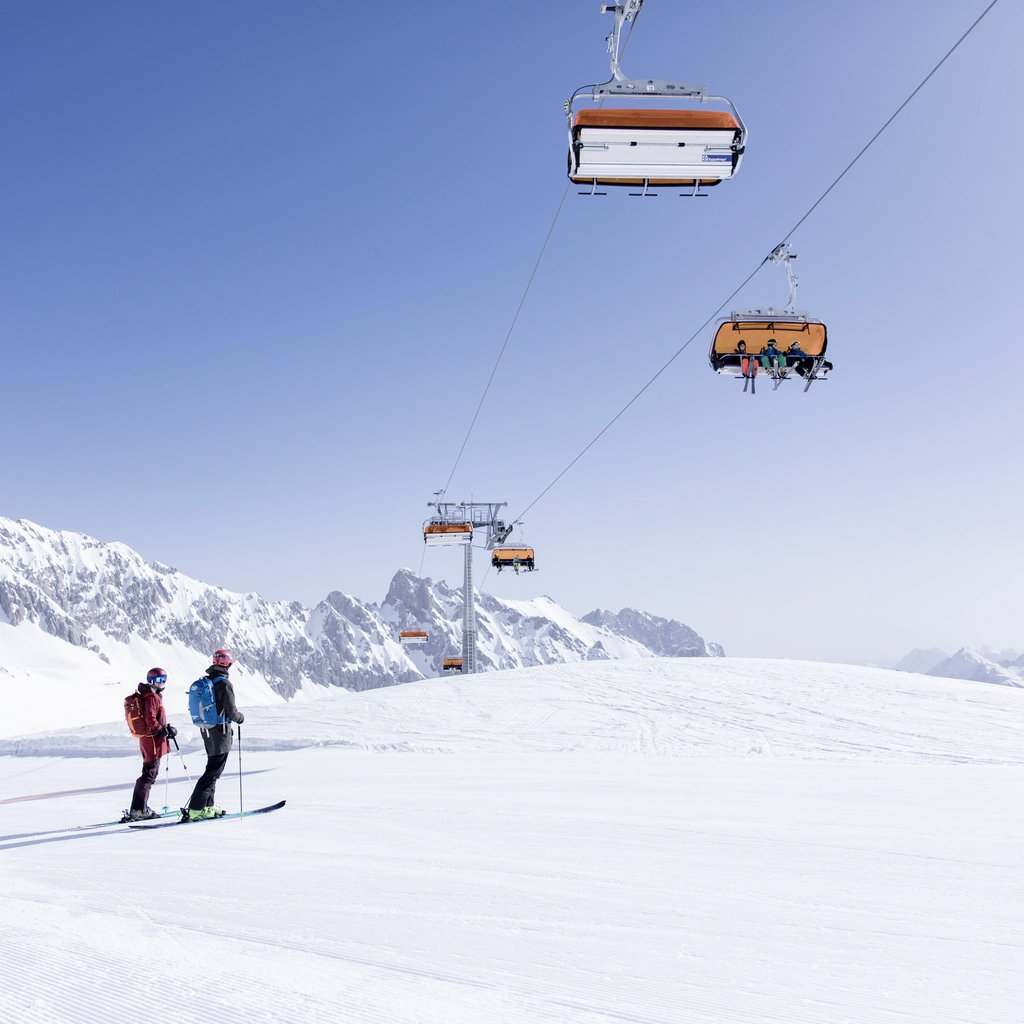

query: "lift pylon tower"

left=426, top=500, right=512, bottom=675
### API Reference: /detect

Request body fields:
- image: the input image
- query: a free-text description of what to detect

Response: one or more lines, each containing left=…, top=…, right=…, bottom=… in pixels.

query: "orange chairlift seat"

left=423, top=521, right=473, bottom=546
left=491, top=547, right=536, bottom=572
left=566, top=2, right=746, bottom=195
left=442, top=658, right=463, bottom=672
left=709, top=245, right=832, bottom=393
left=399, top=630, right=428, bottom=646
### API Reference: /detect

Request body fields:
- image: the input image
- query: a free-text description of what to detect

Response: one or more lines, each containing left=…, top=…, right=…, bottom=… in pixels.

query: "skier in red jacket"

left=121, top=668, right=177, bottom=822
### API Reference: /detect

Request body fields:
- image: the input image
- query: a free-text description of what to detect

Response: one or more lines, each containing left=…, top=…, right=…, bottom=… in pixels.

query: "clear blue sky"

left=2, top=1, right=1020, bottom=663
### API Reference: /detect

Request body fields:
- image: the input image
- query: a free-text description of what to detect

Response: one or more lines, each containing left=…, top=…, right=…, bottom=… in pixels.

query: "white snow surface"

left=2, top=658, right=1022, bottom=1024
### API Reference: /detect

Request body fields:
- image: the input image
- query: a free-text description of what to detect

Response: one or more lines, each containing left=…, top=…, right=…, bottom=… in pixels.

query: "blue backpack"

left=188, top=677, right=228, bottom=728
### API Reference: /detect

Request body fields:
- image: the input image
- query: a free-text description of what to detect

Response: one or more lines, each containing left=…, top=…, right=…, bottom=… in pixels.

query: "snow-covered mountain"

left=0, top=517, right=720, bottom=731
left=927, top=647, right=1023, bottom=688
left=582, top=607, right=724, bottom=658
left=893, top=647, right=949, bottom=674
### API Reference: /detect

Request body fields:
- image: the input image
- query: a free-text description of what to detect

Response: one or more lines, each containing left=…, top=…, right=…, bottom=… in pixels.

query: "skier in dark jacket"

left=183, top=649, right=244, bottom=821
left=122, top=667, right=177, bottom=822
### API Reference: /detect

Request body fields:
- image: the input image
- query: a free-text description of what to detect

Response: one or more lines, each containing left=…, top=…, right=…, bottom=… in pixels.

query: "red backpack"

left=124, top=692, right=149, bottom=737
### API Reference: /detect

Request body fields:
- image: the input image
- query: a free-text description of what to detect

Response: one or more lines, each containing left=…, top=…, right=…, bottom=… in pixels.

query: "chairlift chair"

left=423, top=521, right=473, bottom=546
left=442, top=657, right=463, bottom=673
left=399, top=630, right=429, bottom=646
left=709, top=245, right=831, bottom=392
left=491, top=547, right=536, bottom=573
left=566, top=1, right=746, bottom=195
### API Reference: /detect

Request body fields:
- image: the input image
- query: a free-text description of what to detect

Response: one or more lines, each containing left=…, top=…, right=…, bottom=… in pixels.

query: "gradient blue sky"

left=2, top=1, right=1020, bottom=663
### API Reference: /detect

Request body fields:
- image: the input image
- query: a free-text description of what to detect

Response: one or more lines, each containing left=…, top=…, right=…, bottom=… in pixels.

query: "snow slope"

left=1, top=658, right=1022, bottom=1024
left=3, top=658, right=1021, bottom=762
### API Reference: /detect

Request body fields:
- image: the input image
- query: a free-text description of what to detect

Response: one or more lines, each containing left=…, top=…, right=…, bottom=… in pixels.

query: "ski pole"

left=171, top=735, right=192, bottom=784
left=162, top=752, right=170, bottom=812
left=237, top=725, right=243, bottom=818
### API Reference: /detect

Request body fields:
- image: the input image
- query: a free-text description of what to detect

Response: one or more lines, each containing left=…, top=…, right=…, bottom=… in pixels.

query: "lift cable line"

left=510, top=0, right=1001, bottom=524
left=512, top=258, right=768, bottom=523
left=434, top=2, right=646, bottom=508
left=777, top=0, right=1001, bottom=246
left=436, top=184, right=571, bottom=504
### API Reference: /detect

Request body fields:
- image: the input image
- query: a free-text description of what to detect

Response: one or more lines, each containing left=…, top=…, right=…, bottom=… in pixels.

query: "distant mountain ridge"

left=891, top=643, right=1023, bottom=688
left=894, top=647, right=949, bottom=675
left=926, top=647, right=1023, bottom=688
left=0, top=517, right=722, bottom=705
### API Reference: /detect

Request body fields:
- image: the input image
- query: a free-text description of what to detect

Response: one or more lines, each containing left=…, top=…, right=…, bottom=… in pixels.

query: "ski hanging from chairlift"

left=709, top=244, right=832, bottom=394
left=566, top=1, right=746, bottom=196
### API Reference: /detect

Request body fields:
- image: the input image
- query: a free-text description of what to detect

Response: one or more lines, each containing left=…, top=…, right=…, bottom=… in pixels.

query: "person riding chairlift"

left=761, top=339, right=784, bottom=377
left=736, top=339, right=757, bottom=380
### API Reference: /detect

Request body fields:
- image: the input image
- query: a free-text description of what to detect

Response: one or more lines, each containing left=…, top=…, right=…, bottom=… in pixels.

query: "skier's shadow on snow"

left=0, top=769, right=273, bottom=806
left=0, top=769, right=276, bottom=847
left=0, top=827, right=149, bottom=852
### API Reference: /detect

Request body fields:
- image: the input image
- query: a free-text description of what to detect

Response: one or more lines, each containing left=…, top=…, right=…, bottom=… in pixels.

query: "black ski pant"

left=131, top=759, right=161, bottom=812
left=188, top=753, right=230, bottom=810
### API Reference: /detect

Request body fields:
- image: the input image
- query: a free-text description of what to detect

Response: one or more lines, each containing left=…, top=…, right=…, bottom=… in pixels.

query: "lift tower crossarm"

left=426, top=501, right=512, bottom=549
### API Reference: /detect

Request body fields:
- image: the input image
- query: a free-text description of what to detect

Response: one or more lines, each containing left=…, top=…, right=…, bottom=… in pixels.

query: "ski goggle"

left=148, top=675, right=167, bottom=686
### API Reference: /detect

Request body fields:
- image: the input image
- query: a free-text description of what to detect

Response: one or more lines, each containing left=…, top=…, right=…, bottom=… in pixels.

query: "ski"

left=128, top=800, right=286, bottom=830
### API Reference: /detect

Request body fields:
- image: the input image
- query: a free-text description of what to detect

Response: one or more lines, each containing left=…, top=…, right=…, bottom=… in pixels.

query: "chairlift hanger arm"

left=767, top=243, right=800, bottom=312
left=564, top=1, right=747, bottom=151
left=603, top=1, right=645, bottom=82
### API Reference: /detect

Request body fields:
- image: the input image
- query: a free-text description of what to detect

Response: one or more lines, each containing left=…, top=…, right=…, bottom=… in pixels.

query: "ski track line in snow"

left=6, top=862, right=784, bottom=1024
left=10, top=868, right=1006, bottom=1024
left=0, top=893, right=616, bottom=1024
left=0, top=905, right=350, bottom=1024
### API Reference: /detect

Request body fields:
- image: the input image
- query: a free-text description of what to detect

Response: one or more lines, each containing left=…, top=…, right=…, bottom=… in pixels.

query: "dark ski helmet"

left=146, top=667, right=168, bottom=689
left=212, top=649, right=234, bottom=667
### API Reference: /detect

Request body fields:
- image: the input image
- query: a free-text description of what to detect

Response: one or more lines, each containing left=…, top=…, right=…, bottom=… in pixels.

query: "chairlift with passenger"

left=491, top=547, right=536, bottom=574
left=709, top=244, right=832, bottom=394
left=442, top=657, right=463, bottom=673
left=566, top=1, right=746, bottom=196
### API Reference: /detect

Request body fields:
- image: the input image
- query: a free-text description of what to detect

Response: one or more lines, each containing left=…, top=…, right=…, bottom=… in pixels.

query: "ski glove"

left=233, top=712, right=245, bottom=725
left=164, top=724, right=178, bottom=739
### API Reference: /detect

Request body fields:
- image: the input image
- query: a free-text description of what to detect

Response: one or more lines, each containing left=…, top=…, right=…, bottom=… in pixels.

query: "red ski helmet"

left=212, top=649, right=234, bottom=667
left=146, top=667, right=168, bottom=689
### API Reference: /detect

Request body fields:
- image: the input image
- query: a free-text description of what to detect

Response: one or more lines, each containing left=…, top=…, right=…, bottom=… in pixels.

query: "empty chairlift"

left=399, top=630, right=428, bottom=646
left=709, top=244, right=832, bottom=394
left=423, top=520, right=473, bottom=546
left=566, top=1, right=746, bottom=196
